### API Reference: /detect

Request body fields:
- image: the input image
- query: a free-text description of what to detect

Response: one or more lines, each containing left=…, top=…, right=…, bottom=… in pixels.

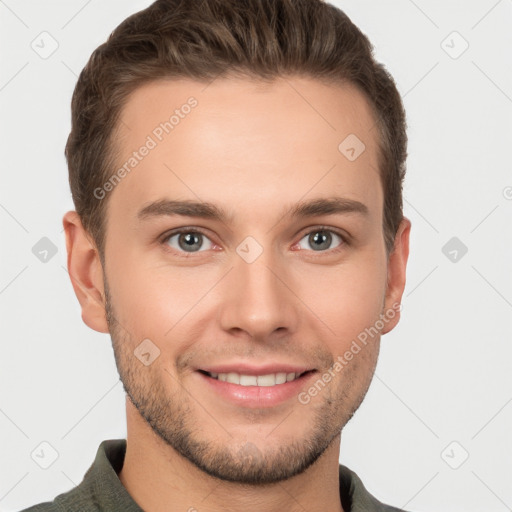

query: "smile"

left=199, top=370, right=310, bottom=387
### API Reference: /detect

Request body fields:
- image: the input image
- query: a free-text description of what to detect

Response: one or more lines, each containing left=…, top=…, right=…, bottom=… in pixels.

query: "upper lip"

left=197, top=363, right=315, bottom=376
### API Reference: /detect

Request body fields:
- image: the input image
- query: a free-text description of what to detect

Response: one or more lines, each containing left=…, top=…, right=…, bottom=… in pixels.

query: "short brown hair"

left=66, top=0, right=407, bottom=258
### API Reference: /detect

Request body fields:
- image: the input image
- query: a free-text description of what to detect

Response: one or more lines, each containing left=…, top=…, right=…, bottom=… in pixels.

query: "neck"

left=118, top=398, right=344, bottom=512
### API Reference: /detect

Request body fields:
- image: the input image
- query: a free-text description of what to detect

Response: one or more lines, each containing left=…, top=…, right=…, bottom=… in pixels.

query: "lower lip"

left=196, top=370, right=318, bottom=408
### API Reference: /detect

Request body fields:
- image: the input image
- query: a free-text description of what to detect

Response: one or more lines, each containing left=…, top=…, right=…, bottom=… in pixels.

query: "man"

left=22, top=0, right=411, bottom=510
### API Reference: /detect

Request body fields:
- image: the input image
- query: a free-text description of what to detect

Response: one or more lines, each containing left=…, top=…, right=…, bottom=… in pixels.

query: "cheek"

left=301, top=255, right=387, bottom=349
left=106, top=254, right=214, bottom=342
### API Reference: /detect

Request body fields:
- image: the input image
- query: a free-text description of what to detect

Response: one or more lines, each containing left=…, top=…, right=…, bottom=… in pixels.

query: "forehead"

left=108, top=75, right=382, bottom=226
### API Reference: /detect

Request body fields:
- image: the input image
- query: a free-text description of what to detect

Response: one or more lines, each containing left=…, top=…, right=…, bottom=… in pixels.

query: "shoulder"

left=339, top=464, right=412, bottom=512
left=17, top=439, right=133, bottom=512
left=18, top=504, right=60, bottom=512
left=17, top=490, right=99, bottom=512
left=17, top=486, right=101, bottom=512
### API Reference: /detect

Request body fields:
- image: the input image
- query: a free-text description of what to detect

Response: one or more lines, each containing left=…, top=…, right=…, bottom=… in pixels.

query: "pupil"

left=311, top=231, right=330, bottom=251
left=180, top=232, right=201, bottom=251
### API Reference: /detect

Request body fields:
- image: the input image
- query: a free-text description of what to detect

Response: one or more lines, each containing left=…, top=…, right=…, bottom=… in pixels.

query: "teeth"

left=257, top=374, right=277, bottom=386
left=275, top=372, right=287, bottom=384
left=226, top=372, right=239, bottom=384
left=240, top=375, right=258, bottom=386
left=208, top=371, right=302, bottom=386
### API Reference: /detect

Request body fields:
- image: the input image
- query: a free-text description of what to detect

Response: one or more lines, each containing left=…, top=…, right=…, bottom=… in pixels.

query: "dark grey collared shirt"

left=19, top=439, right=409, bottom=512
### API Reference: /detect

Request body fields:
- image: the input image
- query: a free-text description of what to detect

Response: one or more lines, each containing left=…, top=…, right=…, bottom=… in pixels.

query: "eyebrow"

left=137, top=196, right=369, bottom=223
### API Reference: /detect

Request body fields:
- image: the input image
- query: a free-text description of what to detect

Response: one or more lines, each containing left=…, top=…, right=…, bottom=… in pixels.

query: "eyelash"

left=159, top=226, right=350, bottom=258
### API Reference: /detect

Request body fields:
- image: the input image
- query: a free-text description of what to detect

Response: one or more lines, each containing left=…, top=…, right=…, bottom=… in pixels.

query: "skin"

left=63, top=76, right=410, bottom=512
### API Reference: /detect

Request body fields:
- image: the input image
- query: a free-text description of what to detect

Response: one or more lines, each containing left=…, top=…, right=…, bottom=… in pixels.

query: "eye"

left=160, top=226, right=348, bottom=256
left=296, top=228, right=347, bottom=253
left=162, top=229, right=214, bottom=253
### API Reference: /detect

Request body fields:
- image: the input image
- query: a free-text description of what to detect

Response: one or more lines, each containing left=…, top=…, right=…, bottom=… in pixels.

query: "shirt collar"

left=80, top=439, right=143, bottom=511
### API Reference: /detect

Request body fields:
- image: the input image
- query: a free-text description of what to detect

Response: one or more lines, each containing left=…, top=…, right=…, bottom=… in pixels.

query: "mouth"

left=195, top=367, right=319, bottom=408
left=197, top=369, right=315, bottom=387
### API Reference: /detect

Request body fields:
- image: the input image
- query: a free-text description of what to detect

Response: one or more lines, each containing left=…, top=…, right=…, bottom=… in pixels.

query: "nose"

left=217, top=245, right=301, bottom=341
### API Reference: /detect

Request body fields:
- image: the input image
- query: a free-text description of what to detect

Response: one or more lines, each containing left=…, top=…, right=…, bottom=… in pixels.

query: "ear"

left=381, top=217, right=411, bottom=334
left=63, top=211, right=109, bottom=333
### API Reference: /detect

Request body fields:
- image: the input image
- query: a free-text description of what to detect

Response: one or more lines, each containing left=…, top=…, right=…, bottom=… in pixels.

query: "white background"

left=1, top=1, right=511, bottom=511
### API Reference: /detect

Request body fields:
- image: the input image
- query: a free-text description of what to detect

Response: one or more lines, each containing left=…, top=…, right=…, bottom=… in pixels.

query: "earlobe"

left=381, top=217, right=411, bottom=335
left=63, top=211, right=110, bottom=334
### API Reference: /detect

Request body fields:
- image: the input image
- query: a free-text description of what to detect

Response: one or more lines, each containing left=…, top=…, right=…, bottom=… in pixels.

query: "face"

left=93, top=76, right=407, bottom=484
